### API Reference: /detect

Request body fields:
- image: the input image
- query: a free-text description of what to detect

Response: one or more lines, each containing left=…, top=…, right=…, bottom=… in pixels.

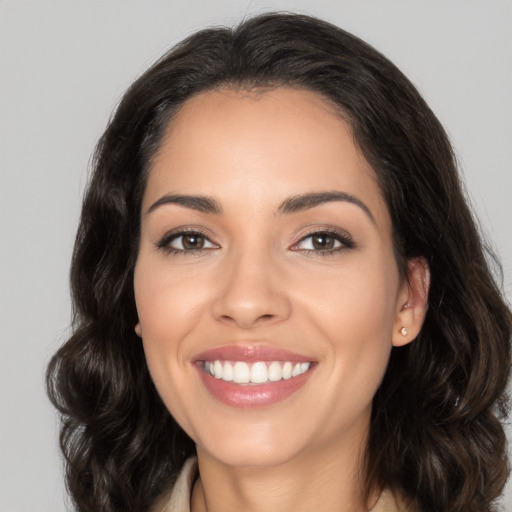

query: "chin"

left=194, top=417, right=310, bottom=468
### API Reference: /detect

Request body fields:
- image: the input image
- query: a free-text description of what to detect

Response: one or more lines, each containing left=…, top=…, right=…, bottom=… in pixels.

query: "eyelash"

left=156, top=228, right=355, bottom=256
left=156, top=229, right=217, bottom=256
left=291, top=228, right=355, bottom=256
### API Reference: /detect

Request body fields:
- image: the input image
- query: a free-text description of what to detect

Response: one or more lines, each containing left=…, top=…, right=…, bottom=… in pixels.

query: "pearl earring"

left=400, top=327, right=408, bottom=337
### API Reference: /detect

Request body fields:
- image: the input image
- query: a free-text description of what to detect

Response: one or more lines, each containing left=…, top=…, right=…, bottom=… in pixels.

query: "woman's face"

left=134, top=87, right=414, bottom=468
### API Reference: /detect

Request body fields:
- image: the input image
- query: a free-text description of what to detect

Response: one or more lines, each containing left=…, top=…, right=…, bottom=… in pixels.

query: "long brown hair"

left=47, top=12, right=511, bottom=512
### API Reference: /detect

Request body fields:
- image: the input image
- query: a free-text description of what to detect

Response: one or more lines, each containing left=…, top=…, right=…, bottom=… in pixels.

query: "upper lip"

left=193, top=344, right=313, bottom=363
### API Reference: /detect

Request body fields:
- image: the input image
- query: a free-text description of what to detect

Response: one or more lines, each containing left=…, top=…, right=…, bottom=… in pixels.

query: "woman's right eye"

left=157, top=231, right=217, bottom=254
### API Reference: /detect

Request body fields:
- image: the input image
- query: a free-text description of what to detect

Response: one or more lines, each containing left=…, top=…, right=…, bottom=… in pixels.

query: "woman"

left=46, top=12, right=511, bottom=512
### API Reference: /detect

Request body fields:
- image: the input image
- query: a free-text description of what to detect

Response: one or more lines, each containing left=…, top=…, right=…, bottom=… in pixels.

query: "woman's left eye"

left=292, top=231, right=354, bottom=253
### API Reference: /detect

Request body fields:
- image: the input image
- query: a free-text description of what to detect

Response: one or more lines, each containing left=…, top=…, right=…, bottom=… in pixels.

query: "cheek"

left=134, top=259, right=190, bottom=383
left=134, top=257, right=209, bottom=342
left=133, top=254, right=220, bottom=414
left=133, top=262, right=201, bottom=431
left=296, top=260, right=398, bottom=402
left=298, top=255, right=399, bottom=339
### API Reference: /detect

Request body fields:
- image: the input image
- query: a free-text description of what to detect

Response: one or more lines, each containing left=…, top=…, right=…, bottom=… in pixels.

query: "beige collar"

left=153, top=457, right=407, bottom=512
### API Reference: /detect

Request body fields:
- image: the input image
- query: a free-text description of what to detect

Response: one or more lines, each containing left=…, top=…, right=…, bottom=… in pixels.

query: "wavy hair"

left=46, top=12, right=511, bottom=512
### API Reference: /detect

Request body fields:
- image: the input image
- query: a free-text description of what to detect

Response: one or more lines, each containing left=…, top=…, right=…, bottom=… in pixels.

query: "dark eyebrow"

left=277, top=191, right=375, bottom=224
left=146, top=194, right=222, bottom=215
left=146, top=191, right=374, bottom=223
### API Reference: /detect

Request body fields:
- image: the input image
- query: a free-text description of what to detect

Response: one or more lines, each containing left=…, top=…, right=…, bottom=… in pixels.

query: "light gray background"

left=1, top=1, right=511, bottom=510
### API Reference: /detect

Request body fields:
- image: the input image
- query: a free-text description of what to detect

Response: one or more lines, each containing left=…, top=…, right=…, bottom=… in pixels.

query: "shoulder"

left=151, top=457, right=198, bottom=512
left=371, top=488, right=412, bottom=512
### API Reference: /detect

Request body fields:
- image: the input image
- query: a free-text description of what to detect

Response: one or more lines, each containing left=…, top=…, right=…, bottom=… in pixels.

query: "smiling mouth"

left=202, top=360, right=312, bottom=384
left=194, top=345, right=316, bottom=407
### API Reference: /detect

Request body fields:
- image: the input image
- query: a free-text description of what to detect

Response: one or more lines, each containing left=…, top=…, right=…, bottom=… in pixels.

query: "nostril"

left=211, top=280, right=292, bottom=328
left=216, top=311, right=279, bottom=330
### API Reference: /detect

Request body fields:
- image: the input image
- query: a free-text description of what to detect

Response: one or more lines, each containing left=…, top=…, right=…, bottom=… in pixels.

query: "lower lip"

left=196, top=365, right=314, bottom=408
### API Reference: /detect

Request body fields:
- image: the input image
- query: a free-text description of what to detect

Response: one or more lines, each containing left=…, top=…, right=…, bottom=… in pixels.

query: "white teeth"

left=233, top=361, right=250, bottom=384
left=282, top=362, right=293, bottom=380
left=214, top=360, right=223, bottom=379
left=250, top=362, right=268, bottom=384
left=205, top=359, right=311, bottom=384
left=223, top=361, right=234, bottom=381
left=268, top=361, right=283, bottom=382
left=292, top=363, right=302, bottom=377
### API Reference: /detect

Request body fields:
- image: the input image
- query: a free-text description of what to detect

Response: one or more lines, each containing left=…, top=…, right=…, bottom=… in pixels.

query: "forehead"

left=144, top=87, right=390, bottom=232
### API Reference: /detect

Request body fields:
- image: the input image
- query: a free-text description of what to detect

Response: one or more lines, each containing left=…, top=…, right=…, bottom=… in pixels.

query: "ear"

left=135, top=322, right=142, bottom=338
left=392, top=256, right=430, bottom=347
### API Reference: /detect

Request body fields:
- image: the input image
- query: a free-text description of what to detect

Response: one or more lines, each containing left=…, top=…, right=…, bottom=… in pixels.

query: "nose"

left=211, top=246, right=292, bottom=330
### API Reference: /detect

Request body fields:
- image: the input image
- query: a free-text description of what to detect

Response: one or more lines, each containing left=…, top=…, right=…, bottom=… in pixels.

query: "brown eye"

left=311, top=234, right=335, bottom=250
left=292, top=230, right=354, bottom=254
left=181, top=233, right=205, bottom=250
left=158, top=231, right=217, bottom=253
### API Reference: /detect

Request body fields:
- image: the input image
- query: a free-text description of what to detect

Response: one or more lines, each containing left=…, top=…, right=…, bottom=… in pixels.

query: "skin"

left=134, top=87, right=429, bottom=512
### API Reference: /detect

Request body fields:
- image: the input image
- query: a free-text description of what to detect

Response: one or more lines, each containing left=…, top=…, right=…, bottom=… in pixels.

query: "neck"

left=191, top=429, right=379, bottom=512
